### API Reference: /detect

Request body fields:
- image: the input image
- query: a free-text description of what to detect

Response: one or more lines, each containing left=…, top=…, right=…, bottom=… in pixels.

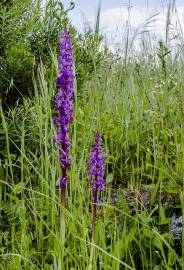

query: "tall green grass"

left=1, top=1, right=184, bottom=269
left=0, top=43, right=184, bottom=269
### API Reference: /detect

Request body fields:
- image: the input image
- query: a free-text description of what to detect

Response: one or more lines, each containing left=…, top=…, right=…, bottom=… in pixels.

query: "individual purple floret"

left=88, top=133, right=105, bottom=202
left=53, top=29, right=75, bottom=189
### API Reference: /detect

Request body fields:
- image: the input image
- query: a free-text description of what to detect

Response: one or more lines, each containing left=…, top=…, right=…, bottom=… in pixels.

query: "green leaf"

left=154, top=236, right=164, bottom=253
left=159, top=206, right=167, bottom=225
left=13, top=182, right=25, bottom=194
left=153, top=266, right=161, bottom=270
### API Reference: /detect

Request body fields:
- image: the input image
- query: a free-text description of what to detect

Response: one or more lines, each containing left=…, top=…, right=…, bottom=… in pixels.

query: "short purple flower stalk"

left=88, top=133, right=105, bottom=238
left=53, top=29, right=75, bottom=191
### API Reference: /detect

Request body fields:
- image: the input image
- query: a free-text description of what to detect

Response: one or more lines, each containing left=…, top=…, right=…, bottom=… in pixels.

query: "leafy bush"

left=0, top=0, right=106, bottom=109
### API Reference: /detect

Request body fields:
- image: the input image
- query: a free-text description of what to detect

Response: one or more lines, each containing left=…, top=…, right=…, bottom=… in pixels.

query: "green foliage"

left=1, top=1, right=184, bottom=269
left=74, top=30, right=106, bottom=88
left=0, top=0, right=68, bottom=108
left=0, top=43, right=184, bottom=268
left=0, top=0, right=105, bottom=109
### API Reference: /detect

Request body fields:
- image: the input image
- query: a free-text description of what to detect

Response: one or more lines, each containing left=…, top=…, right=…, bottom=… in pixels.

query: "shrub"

left=0, top=0, right=106, bottom=109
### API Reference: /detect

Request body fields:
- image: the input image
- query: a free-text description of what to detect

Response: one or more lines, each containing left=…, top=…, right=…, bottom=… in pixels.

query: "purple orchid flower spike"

left=88, top=133, right=106, bottom=198
left=53, top=29, right=75, bottom=190
left=88, top=132, right=105, bottom=239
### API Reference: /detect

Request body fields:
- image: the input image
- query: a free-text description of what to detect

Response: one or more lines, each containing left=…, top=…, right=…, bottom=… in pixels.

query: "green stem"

left=89, top=190, right=97, bottom=270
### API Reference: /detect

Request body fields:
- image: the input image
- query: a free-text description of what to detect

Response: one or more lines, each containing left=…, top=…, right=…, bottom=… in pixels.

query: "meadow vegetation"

left=0, top=0, right=184, bottom=269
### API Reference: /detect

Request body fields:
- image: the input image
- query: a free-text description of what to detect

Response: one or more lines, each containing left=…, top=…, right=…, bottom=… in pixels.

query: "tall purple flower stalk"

left=88, top=133, right=105, bottom=238
left=53, top=29, right=75, bottom=190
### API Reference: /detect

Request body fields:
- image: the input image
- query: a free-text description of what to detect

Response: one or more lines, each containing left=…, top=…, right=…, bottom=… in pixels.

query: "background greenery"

left=0, top=0, right=105, bottom=109
left=0, top=0, right=184, bottom=269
